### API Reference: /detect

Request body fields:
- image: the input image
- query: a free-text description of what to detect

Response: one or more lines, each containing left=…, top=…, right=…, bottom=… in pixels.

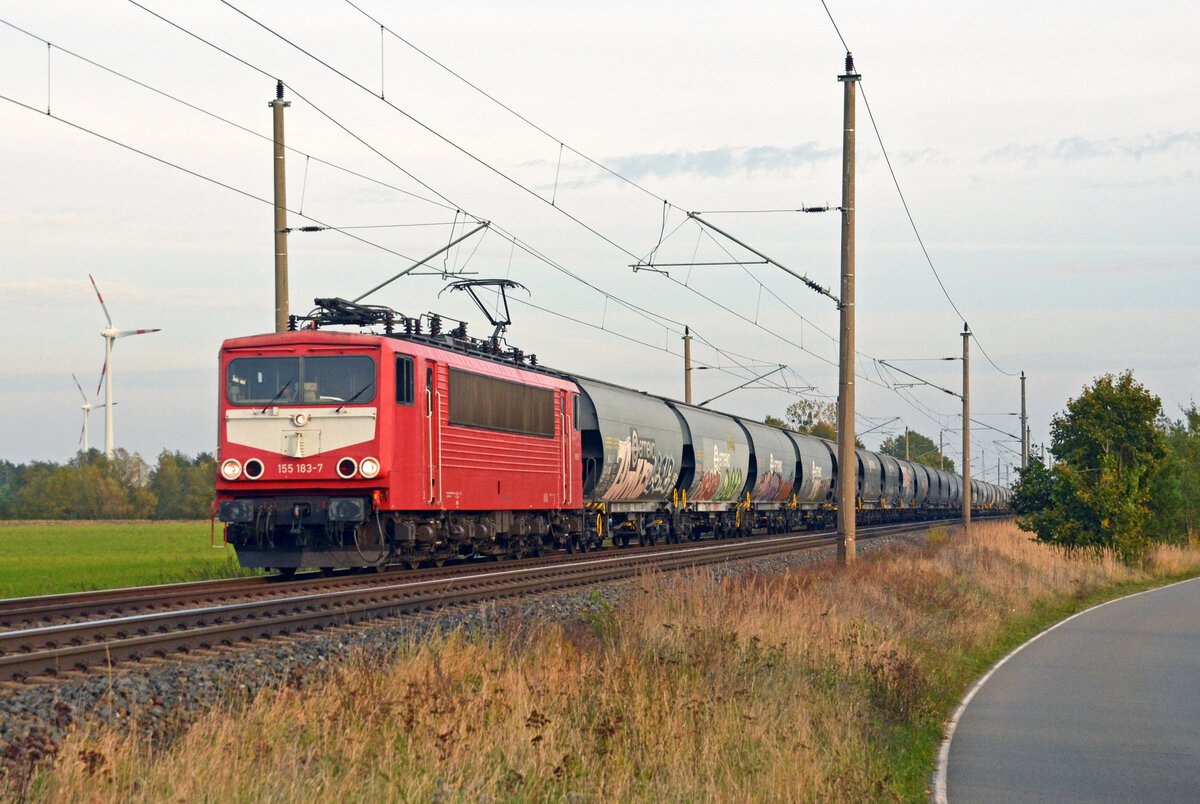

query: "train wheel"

left=275, top=567, right=296, bottom=579
left=320, top=567, right=335, bottom=577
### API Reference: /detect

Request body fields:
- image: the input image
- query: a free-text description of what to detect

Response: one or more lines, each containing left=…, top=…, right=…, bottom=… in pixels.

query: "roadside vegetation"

left=1012, top=371, right=1200, bottom=563
left=15, top=520, right=1200, bottom=802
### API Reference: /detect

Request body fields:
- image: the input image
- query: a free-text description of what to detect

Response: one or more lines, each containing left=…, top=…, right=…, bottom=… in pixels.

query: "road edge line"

left=932, top=575, right=1199, bottom=803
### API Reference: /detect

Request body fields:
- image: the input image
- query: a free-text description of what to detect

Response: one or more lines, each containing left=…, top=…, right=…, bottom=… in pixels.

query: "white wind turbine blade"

left=95, top=361, right=107, bottom=397
left=115, top=328, right=162, bottom=339
left=71, top=373, right=89, bottom=404
left=89, top=274, right=113, bottom=328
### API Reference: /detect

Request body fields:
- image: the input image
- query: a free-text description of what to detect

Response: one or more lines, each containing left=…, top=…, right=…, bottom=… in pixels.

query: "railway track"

left=0, top=520, right=953, bottom=684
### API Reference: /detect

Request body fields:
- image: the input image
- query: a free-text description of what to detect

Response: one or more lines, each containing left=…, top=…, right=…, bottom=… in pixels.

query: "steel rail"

left=0, top=546, right=659, bottom=627
left=0, top=519, right=963, bottom=683
left=0, top=525, right=849, bottom=628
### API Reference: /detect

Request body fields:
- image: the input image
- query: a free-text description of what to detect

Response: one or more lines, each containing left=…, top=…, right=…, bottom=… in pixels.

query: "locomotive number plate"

left=277, top=462, right=325, bottom=474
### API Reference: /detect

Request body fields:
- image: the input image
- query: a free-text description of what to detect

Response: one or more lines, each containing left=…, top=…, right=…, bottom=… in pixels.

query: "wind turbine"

left=72, top=372, right=95, bottom=451
left=72, top=373, right=115, bottom=453
left=89, top=275, right=160, bottom=459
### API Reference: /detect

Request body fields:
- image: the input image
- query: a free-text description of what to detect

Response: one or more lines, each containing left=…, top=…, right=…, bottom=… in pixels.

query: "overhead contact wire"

left=215, top=0, right=645, bottom=261
left=340, top=0, right=670, bottom=206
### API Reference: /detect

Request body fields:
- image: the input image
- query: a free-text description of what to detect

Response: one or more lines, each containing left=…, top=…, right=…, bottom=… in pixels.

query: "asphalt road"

left=941, top=577, right=1200, bottom=803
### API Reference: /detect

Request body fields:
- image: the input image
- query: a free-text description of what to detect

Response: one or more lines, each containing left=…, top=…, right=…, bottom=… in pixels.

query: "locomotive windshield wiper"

left=335, top=383, right=374, bottom=413
left=260, top=381, right=293, bottom=413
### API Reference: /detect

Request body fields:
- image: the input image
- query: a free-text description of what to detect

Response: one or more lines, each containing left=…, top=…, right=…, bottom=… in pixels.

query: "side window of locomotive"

left=572, top=394, right=580, bottom=431
left=447, top=368, right=554, bottom=437
left=425, top=367, right=434, bottom=415
left=395, top=355, right=414, bottom=405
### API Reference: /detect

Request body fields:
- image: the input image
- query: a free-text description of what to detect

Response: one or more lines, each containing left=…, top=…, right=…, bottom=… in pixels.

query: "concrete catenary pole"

left=962, top=323, right=971, bottom=532
left=837, top=53, right=860, bottom=565
left=270, top=80, right=291, bottom=333
left=1020, top=371, right=1028, bottom=470
left=683, top=326, right=693, bottom=405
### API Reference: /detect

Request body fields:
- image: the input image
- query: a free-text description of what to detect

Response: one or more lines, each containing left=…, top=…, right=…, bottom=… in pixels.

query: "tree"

left=1148, top=404, right=1200, bottom=545
left=0, top=460, right=24, bottom=519
left=14, top=450, right=156, bottom=519
left=1011, top=371, right=1165, bottom=563
left=779, top=400, right=863, bottom=447
left=151, top=451, right=216, bottom=519
left=1, top=449, right=218, bottom=520
left=879, top=430, right=955, bottom=474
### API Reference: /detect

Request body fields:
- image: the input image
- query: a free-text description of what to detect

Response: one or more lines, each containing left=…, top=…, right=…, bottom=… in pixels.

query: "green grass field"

left=0, top=521, right=257, bottom=599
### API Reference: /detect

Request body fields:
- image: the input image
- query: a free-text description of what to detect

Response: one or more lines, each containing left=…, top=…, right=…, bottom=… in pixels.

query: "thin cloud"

left=525, top=142, right=839, bottom=186
left=983, top=131, right=1200, bottom=165
left=608, top=143, right=838, bottom=179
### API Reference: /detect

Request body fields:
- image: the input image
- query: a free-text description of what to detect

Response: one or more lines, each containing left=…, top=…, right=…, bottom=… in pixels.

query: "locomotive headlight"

left=359, top=457, right=380, bottom=479
left=220, top=458, right=243, bottom=481
left=243, top=459, right=265, bottom=480
left=292, top=412, right=308, bottom=427
left=336, top=457, right=359, bottom=479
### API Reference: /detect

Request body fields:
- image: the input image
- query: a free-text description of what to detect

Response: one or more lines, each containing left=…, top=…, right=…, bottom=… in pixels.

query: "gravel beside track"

left=0, top=528, right=930, bottom=775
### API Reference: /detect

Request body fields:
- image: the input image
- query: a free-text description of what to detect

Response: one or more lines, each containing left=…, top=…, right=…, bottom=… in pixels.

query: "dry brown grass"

left=17, top=521, right=1200, bottom=802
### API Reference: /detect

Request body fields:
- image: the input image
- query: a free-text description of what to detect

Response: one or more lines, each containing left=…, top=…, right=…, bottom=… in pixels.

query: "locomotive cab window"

left=395, top=355, right=415, bottom=405
left=448, top=368, right=554, bottom=437
left=226, top=355, right=376, bottom=406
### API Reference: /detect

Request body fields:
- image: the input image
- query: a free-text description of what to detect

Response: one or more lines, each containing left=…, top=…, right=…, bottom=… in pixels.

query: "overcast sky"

left=1, top=0, right=1197, bottom=483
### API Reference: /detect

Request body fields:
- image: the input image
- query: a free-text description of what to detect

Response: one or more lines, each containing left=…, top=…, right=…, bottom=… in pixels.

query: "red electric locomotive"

left=216, top=299, right=583, bottom=573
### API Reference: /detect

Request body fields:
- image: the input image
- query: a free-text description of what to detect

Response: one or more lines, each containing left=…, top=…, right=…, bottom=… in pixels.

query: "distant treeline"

left=0, top=450, right=215, bottom=520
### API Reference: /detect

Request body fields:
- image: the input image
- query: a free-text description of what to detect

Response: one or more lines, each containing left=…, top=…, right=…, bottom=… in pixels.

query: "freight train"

left=216, top=299, right=1009, bottom=574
